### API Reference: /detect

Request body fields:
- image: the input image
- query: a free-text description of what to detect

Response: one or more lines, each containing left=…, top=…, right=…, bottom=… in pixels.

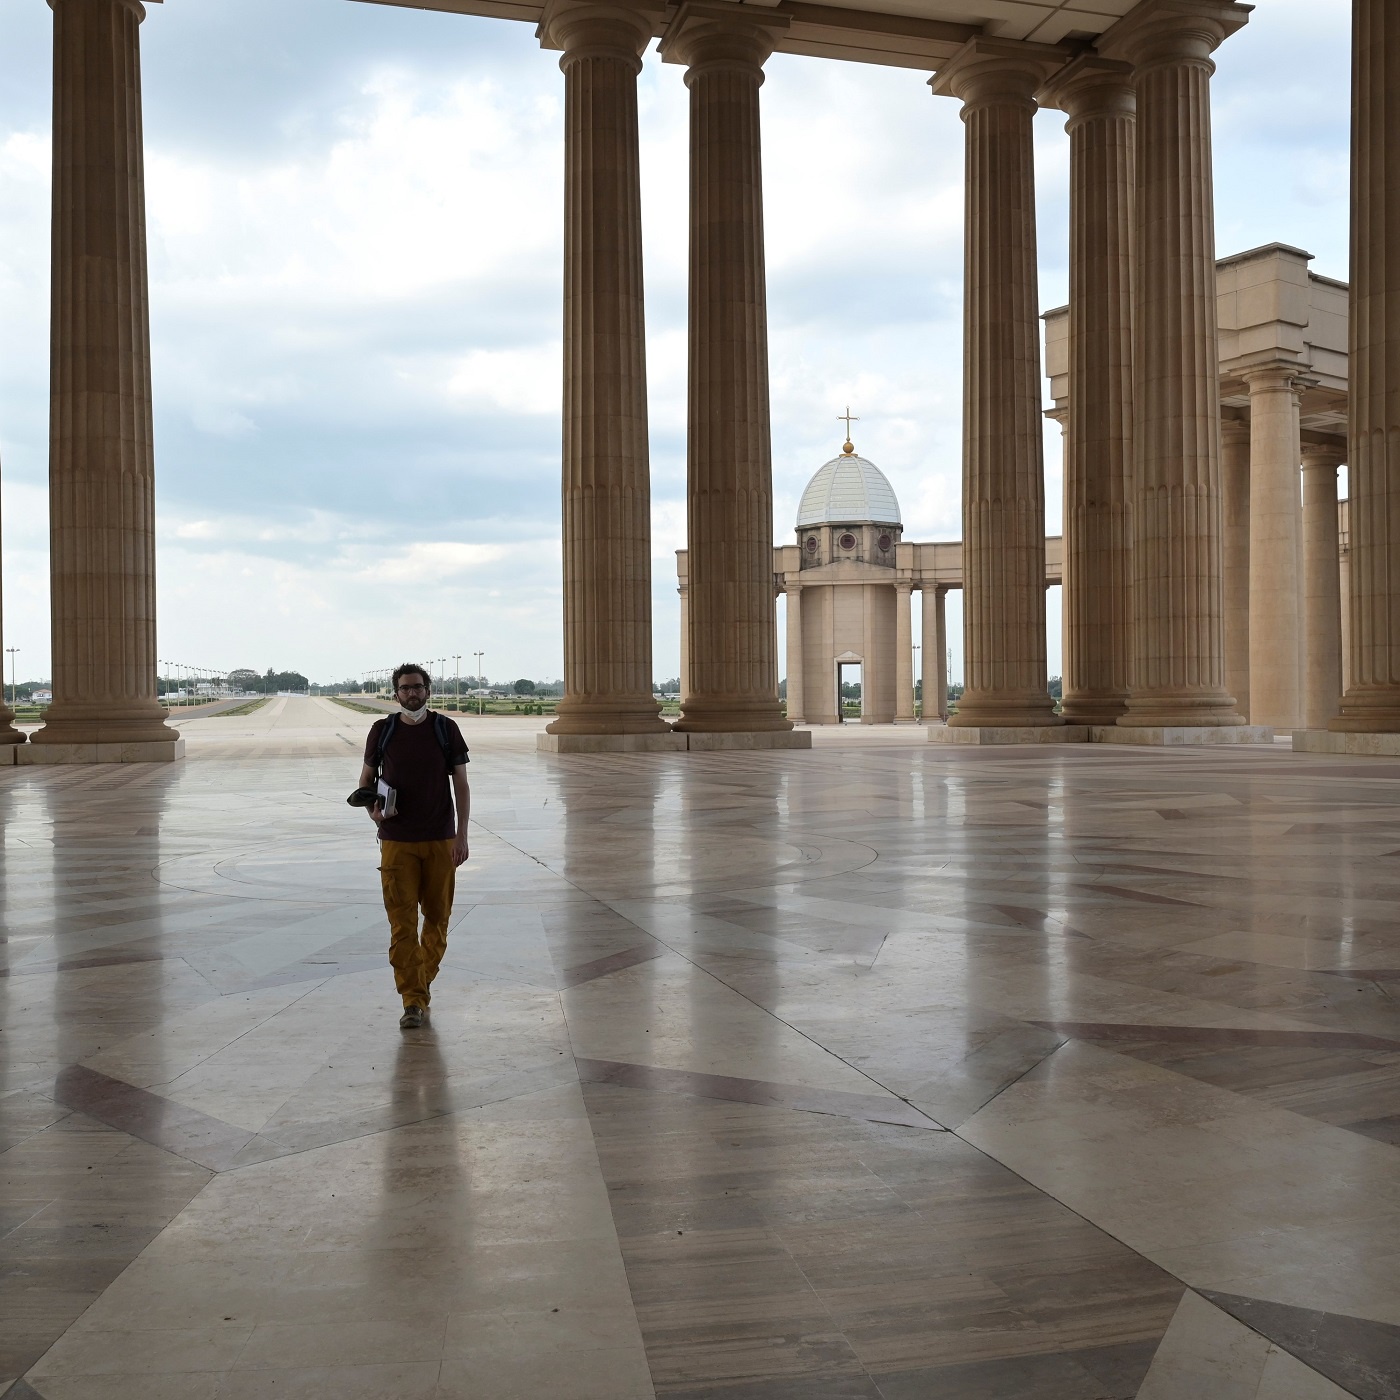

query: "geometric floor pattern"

left=3, top=697, right=1399, bottom=1397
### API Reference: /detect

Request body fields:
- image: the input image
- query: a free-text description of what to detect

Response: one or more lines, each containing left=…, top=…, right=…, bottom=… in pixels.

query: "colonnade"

left=11, top=0, right=1400, bottom=759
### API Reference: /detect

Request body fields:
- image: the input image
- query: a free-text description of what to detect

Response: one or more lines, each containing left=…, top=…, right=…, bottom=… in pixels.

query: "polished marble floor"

left=2, top=697, right=1399, bottom=1398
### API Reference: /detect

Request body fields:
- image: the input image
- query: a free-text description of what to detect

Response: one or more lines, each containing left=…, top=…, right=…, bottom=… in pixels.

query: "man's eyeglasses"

left=397, top=684, right=428, bottom=693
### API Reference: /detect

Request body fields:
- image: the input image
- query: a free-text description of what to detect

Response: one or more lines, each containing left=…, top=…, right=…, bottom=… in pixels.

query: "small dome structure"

left=796, top=447, right=902, bottom=528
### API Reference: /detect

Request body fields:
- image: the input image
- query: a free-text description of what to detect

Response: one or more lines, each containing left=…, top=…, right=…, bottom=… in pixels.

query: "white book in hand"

left=376, top=779, right=398, bottom=819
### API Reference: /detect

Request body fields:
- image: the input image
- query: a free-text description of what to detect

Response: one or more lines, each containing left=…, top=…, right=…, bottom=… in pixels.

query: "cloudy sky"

left=0, top=0, right=1349, bottom=688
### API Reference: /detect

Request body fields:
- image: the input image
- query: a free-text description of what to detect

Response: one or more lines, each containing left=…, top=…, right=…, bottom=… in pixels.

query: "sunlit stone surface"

left=3, top=698, right=1399, bottom=1397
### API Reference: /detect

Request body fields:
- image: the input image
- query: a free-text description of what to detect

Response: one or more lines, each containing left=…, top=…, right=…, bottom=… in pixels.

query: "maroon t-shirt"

left=364, top=713, right=469, bottom=843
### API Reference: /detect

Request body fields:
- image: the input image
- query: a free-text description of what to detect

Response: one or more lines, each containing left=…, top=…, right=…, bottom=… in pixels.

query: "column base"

left=545, top=697, right=671, bottom=737
left=15, top=738, right=185, bottom=765
left=537, top=730, right=811, bottom=754
left=930, top=726, right=1091, bottom=745
left=1089, top=725, right=1274, bottom=747
left=1293, top=729, right=1400, bottom=756
left=893, top=716, right=920, bottom=725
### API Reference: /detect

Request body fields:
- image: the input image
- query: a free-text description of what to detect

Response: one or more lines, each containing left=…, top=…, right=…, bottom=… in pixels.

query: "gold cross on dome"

left=838, top=406, right=858, bottom=453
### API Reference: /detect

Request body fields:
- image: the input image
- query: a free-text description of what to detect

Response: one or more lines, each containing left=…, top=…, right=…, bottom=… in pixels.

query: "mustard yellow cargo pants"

left=378, top=838, right=456, bottom=1009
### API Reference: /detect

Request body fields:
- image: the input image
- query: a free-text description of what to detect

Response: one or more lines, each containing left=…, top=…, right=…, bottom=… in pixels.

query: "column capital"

left=895, top=580, right=913, bottom=596
left=1238, top=360, right=1309, bottom=394
left=931, top=36, right=1067, bottom=110
left=49, top=0, right=155, bottom=14
left=1301, top=437, right=1347, bottom=470
left=538, top=0, right=660, bottom=65
left=1221, top=415, right=1251, bottom=446
left=1037, top=54, right=1135, bottom=124
left=1098, top=0, right=1251, bottom=72
left=658, top=2, right=788, bottom=78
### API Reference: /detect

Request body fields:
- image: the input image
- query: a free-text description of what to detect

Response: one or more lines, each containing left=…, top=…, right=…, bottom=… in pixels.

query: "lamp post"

left=5, top=648, right=17, bottom=710
left=474, top=651, right=484, bottom=716
left=453, top=654, right=462, bottom=712
left=912, top=644, right=921, bottom=723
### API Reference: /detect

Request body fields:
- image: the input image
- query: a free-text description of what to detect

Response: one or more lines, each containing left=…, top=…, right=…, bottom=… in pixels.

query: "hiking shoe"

left=399, top=1005, right=424, bottom=1029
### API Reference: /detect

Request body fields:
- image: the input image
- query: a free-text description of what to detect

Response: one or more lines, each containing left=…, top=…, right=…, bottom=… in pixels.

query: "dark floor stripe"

left=1, top=948, right=168, bottom=977
left=52, top=1064, right=260, bottom=1172
left=574, top=1057, right=943, bottom=1130
left=1030, top=1020, right=1400, bottom=1052
left=1199, top=1289, right=1400, bottom=1400
left=1085, top=882, right=1203, bottom=907
left=558, top=943, right=665, bottom=989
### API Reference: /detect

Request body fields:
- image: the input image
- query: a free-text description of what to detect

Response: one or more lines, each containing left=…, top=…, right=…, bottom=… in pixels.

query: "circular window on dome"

left=878, top=533, right=892, bottom=551
left=839, top=532, right=857, bottom=551
left=805, top=536, right=818, bottom=554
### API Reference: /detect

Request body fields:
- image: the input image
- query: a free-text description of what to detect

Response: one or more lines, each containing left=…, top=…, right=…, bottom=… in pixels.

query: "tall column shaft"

left=1302, top=444, right=1345, bottom=729
left=666, top=10, right=790, bottom=734
left=678, top=579, right=690, bottom=702
left=921, top=586, right=948, bottom=720
left=1333, top=0, right=1400, bottom=730
left=1043, top=59, right=1136, bottom=725
left=894, top=582, right=915, bottom=722
left=542, top=2, right=667, bottom=736
left=1341, top=533, right=1352, bottom=696
left=933, top=41, right=1060, bottom=728
left=0, top=464, right=23, bottom=744
left=1243, top=366, right=1305, bottom=728
left=1221, top=418, right=1251, bottom=718
left=785, top=585, right=804, bottom=723
left=1102, top=0, right=1249, bottom=729
left=32, top=0, right=176, bottom=750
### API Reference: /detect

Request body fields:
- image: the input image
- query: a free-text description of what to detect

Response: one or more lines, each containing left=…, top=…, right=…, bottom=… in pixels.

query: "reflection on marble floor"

left=3, top=697, right=1399, bottom=1398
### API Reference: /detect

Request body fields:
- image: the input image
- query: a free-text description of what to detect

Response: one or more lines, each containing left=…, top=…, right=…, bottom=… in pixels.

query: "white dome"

left=796, top=452, right=902, bottom=528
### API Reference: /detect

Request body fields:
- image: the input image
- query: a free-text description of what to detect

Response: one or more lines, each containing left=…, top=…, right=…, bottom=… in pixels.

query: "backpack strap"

left=432, top=712, right=459, bottom=772
left=373, top=712, right=399, bottom=774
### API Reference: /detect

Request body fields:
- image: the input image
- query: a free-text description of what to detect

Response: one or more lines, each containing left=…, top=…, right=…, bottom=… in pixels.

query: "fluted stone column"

left=1101, top=0, right=1249, bottom=730
left=933, top=40, right=1061, bottom=730
left=0, top=459, right=23, bottom=746
left=29, top=0, right=179, bottom=760
left=785, top=585, right=804, bottom=723
left=1221, top=417, right=1251, bottom=719
left=664, top=6, right=792, bottom=736
left=1340, top=526, right=1352, bottom=696
left=678, top=576, right=690, bottom=703
left=1302, top=442, right=1345, bottom=729
left=1242, top=364, right=1307, bottom=729
left=894, top=582, right=916, bottom=722
left=1332, top=0, right=1400, bottom=733
left=541, top=0, right=669, bottom=740
left=922, top=586, right=947, bottom=721
left=1042, top=58, right=1136, bottom=725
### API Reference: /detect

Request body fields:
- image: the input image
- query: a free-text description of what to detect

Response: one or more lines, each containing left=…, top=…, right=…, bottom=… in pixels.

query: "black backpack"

left=372, top=711, right=461, bottom=776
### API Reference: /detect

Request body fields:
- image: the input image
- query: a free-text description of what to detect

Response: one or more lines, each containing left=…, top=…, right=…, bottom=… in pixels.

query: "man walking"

left=357, top=663, right=470, bottom=1028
